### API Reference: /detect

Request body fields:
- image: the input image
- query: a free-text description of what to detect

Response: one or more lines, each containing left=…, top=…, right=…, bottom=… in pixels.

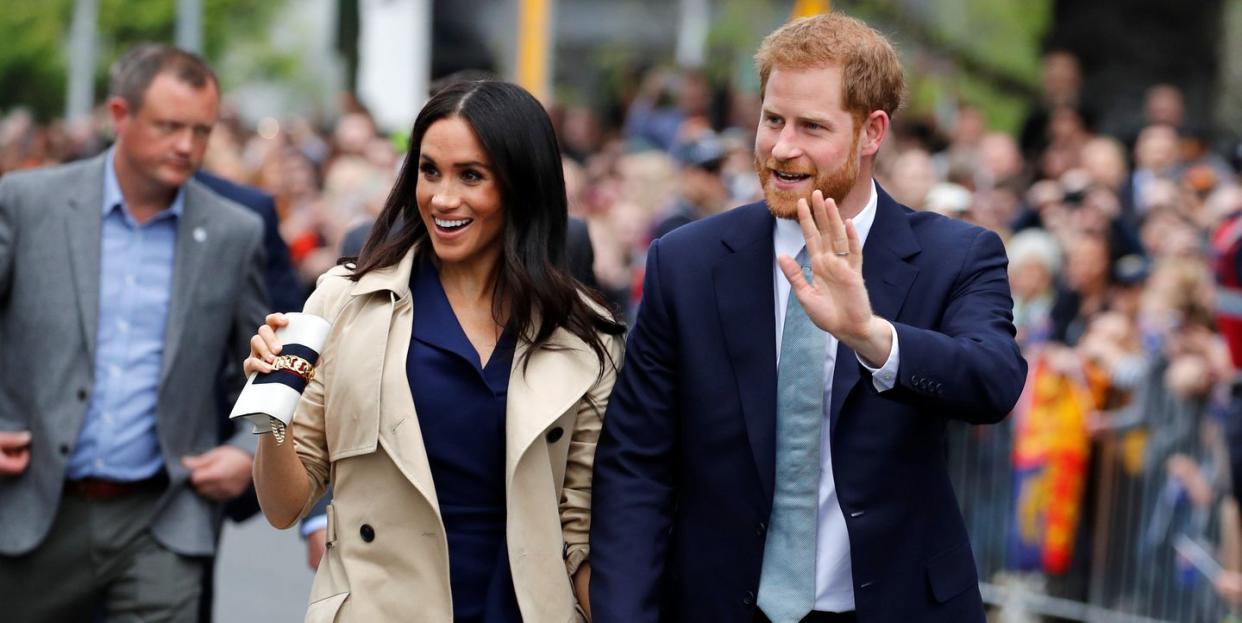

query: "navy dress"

left=407, top=256, right=522, bottom=622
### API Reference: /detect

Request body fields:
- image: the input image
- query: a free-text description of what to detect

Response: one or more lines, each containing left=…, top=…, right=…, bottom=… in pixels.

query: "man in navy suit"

left=195, top=171, right=304, bottom=314
left=192, top=170, right=303, bottom=623
left=590, top=14, right=1026, bottom=623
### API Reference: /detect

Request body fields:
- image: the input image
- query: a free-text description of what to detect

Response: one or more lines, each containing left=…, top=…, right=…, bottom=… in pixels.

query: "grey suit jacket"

left=0, top=153, right=268, bottom=557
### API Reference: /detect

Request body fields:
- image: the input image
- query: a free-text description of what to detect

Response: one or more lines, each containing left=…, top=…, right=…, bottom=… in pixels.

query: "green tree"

left=0, top=0, right=279, bottom=120
left=0, top=1, right=74, bottom=120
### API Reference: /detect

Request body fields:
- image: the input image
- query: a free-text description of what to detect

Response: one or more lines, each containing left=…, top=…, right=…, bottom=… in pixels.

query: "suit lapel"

left=828, top=186, right=920, bottom=430
left=64, top=159, right=106, bottom=360
left=713, top=204, right=778, bottom=505
left=160, top=181, right=213, bottom=382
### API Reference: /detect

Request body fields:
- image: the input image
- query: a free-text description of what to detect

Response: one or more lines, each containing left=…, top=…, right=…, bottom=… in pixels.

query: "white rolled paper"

left=229, top=312, right=332, bottom=434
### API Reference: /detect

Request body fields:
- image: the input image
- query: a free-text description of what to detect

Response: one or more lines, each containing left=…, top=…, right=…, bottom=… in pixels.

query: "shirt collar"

left=774, top=178, right=879, bottom=259
left=102, top=147, right=186, bottom=219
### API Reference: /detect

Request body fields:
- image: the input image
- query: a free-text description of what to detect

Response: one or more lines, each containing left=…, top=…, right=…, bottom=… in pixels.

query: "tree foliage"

left=0, top=0, right=279, bottom=120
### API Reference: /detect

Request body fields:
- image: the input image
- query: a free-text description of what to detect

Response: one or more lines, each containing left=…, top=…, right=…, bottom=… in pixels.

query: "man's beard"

left=755, top=129, right=861, bottom=220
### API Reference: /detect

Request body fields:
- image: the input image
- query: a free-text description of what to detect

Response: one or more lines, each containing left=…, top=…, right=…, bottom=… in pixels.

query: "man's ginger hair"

left=755, top=13, right=905, bottom=123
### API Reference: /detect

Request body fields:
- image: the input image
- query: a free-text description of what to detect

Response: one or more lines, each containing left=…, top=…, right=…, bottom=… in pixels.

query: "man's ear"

left=860, top=110, right=889, bottom=158
left=107, top=96, right=131, bottom=135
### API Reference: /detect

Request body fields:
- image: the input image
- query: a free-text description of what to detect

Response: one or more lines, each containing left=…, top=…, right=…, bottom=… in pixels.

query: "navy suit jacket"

left=194, top=171, right=303, bottom=524
left=590, top=186, right=1027, bottom=623
left=195, top=171, right=304, bottom=314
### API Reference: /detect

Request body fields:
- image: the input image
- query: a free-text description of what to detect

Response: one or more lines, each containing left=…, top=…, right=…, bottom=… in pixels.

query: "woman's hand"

left=243, top=313, right=290, bottom=376
left=573, top=562, right=591, bottom=620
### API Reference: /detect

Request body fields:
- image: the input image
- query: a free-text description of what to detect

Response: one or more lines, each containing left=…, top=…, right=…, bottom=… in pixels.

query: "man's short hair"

left=754, top=13, right=905, bottom=123
left=109, top=43, right=218, bottom=111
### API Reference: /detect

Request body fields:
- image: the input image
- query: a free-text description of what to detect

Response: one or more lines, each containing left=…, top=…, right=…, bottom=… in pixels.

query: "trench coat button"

left=360, top=524, right=375, bottom=543
left=563, top=542, right=569, bottom=559
left=77, top=388, right=88, bottom=401
left=742, top=590, right=755, bottom=606
left=59, top=444, right=70, bottom=456
left=545, top=427, right=564, bottom=443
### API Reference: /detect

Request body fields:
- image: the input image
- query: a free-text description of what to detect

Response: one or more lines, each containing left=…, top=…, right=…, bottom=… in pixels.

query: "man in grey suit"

left=0, top=44, right=267, bottom=621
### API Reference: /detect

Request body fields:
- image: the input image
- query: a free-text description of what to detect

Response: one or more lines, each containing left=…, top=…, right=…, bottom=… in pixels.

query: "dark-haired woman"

left=246, top=80, right=624, bottom=622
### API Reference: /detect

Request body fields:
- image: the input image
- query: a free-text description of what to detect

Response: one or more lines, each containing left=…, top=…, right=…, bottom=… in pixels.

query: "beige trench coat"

left=288, top=249, right=622, bottom=622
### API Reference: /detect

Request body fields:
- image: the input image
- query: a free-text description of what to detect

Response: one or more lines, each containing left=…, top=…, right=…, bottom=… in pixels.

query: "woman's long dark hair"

left=352, top=80, right=624, bottom=374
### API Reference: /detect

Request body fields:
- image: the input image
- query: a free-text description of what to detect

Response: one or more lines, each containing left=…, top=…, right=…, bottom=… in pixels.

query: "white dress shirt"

left=771, top=180, right=901, bottom=611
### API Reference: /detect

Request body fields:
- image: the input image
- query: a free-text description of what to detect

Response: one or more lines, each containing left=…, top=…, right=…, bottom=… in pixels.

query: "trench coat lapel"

left=349, top=247, right=600, bottom=512
left=351, top=250, right=443, bottom=512
left=505, top=328, right=599, bottom=481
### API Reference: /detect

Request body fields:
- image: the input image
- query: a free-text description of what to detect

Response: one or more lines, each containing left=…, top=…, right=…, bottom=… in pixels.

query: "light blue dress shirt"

left=66, top=150, right=183, bottom=481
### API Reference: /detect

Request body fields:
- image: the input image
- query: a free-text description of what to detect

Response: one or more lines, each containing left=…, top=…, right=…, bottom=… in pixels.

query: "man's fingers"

left=811, top=190, right=832, bottom=240
left=188, top=463, right=222, bottom=486
left=817, top=192, right=848, bottom=254
left=189, top=467, right=212, bottom=487
left=188, top=461, right=228, bottom=490
left=845, top=218, right=863, bottom=266
left=778, top=254, right=811, bottom=293
left=194, top=482, right=230, bottom=502
left=181, top=453, right=211, bottom=471
left=0, top=449, right=30, bottom=475
left=192, top=472, right=244, bottom=501
left=0, top=430, right=32, bottom=450
left=796, top=198, right=822, bottom=258
left=183, top=448, right=251, bottom=500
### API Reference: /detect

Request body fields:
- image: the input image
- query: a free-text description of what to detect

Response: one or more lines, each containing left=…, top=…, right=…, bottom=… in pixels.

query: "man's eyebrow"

left=795, top=114, right=833, bottom=126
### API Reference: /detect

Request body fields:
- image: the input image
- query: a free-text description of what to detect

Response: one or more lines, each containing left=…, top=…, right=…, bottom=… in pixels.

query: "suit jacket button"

left=742, top=590, right=755, bottom=606
left=545, top=427, right=564, bottom=443
left=59, top=444, right=70, bottom=456
left=77, top=388, right=88, bottom=401
left=360, top=524, right=375, bottom=543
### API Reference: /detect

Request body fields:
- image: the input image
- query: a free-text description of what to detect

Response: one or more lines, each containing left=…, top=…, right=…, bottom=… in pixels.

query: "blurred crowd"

left=6, top=47, right=1242, bottom=619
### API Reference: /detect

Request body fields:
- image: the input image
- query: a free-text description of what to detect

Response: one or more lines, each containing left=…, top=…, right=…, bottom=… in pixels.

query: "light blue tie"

left=757, top=248, right=825, bottom=623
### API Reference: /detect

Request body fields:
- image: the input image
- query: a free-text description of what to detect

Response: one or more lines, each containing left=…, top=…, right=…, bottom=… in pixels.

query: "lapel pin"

left=193, top=227, right=207, bottom=243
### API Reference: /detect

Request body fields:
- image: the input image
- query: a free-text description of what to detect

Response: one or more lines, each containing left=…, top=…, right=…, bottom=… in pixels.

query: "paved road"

left=213, top=514, right=314, bottom=622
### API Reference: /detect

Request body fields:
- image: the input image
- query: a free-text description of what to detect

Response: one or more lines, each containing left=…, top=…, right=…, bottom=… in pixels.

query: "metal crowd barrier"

left=947, top=389, right=1242, bottom=623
